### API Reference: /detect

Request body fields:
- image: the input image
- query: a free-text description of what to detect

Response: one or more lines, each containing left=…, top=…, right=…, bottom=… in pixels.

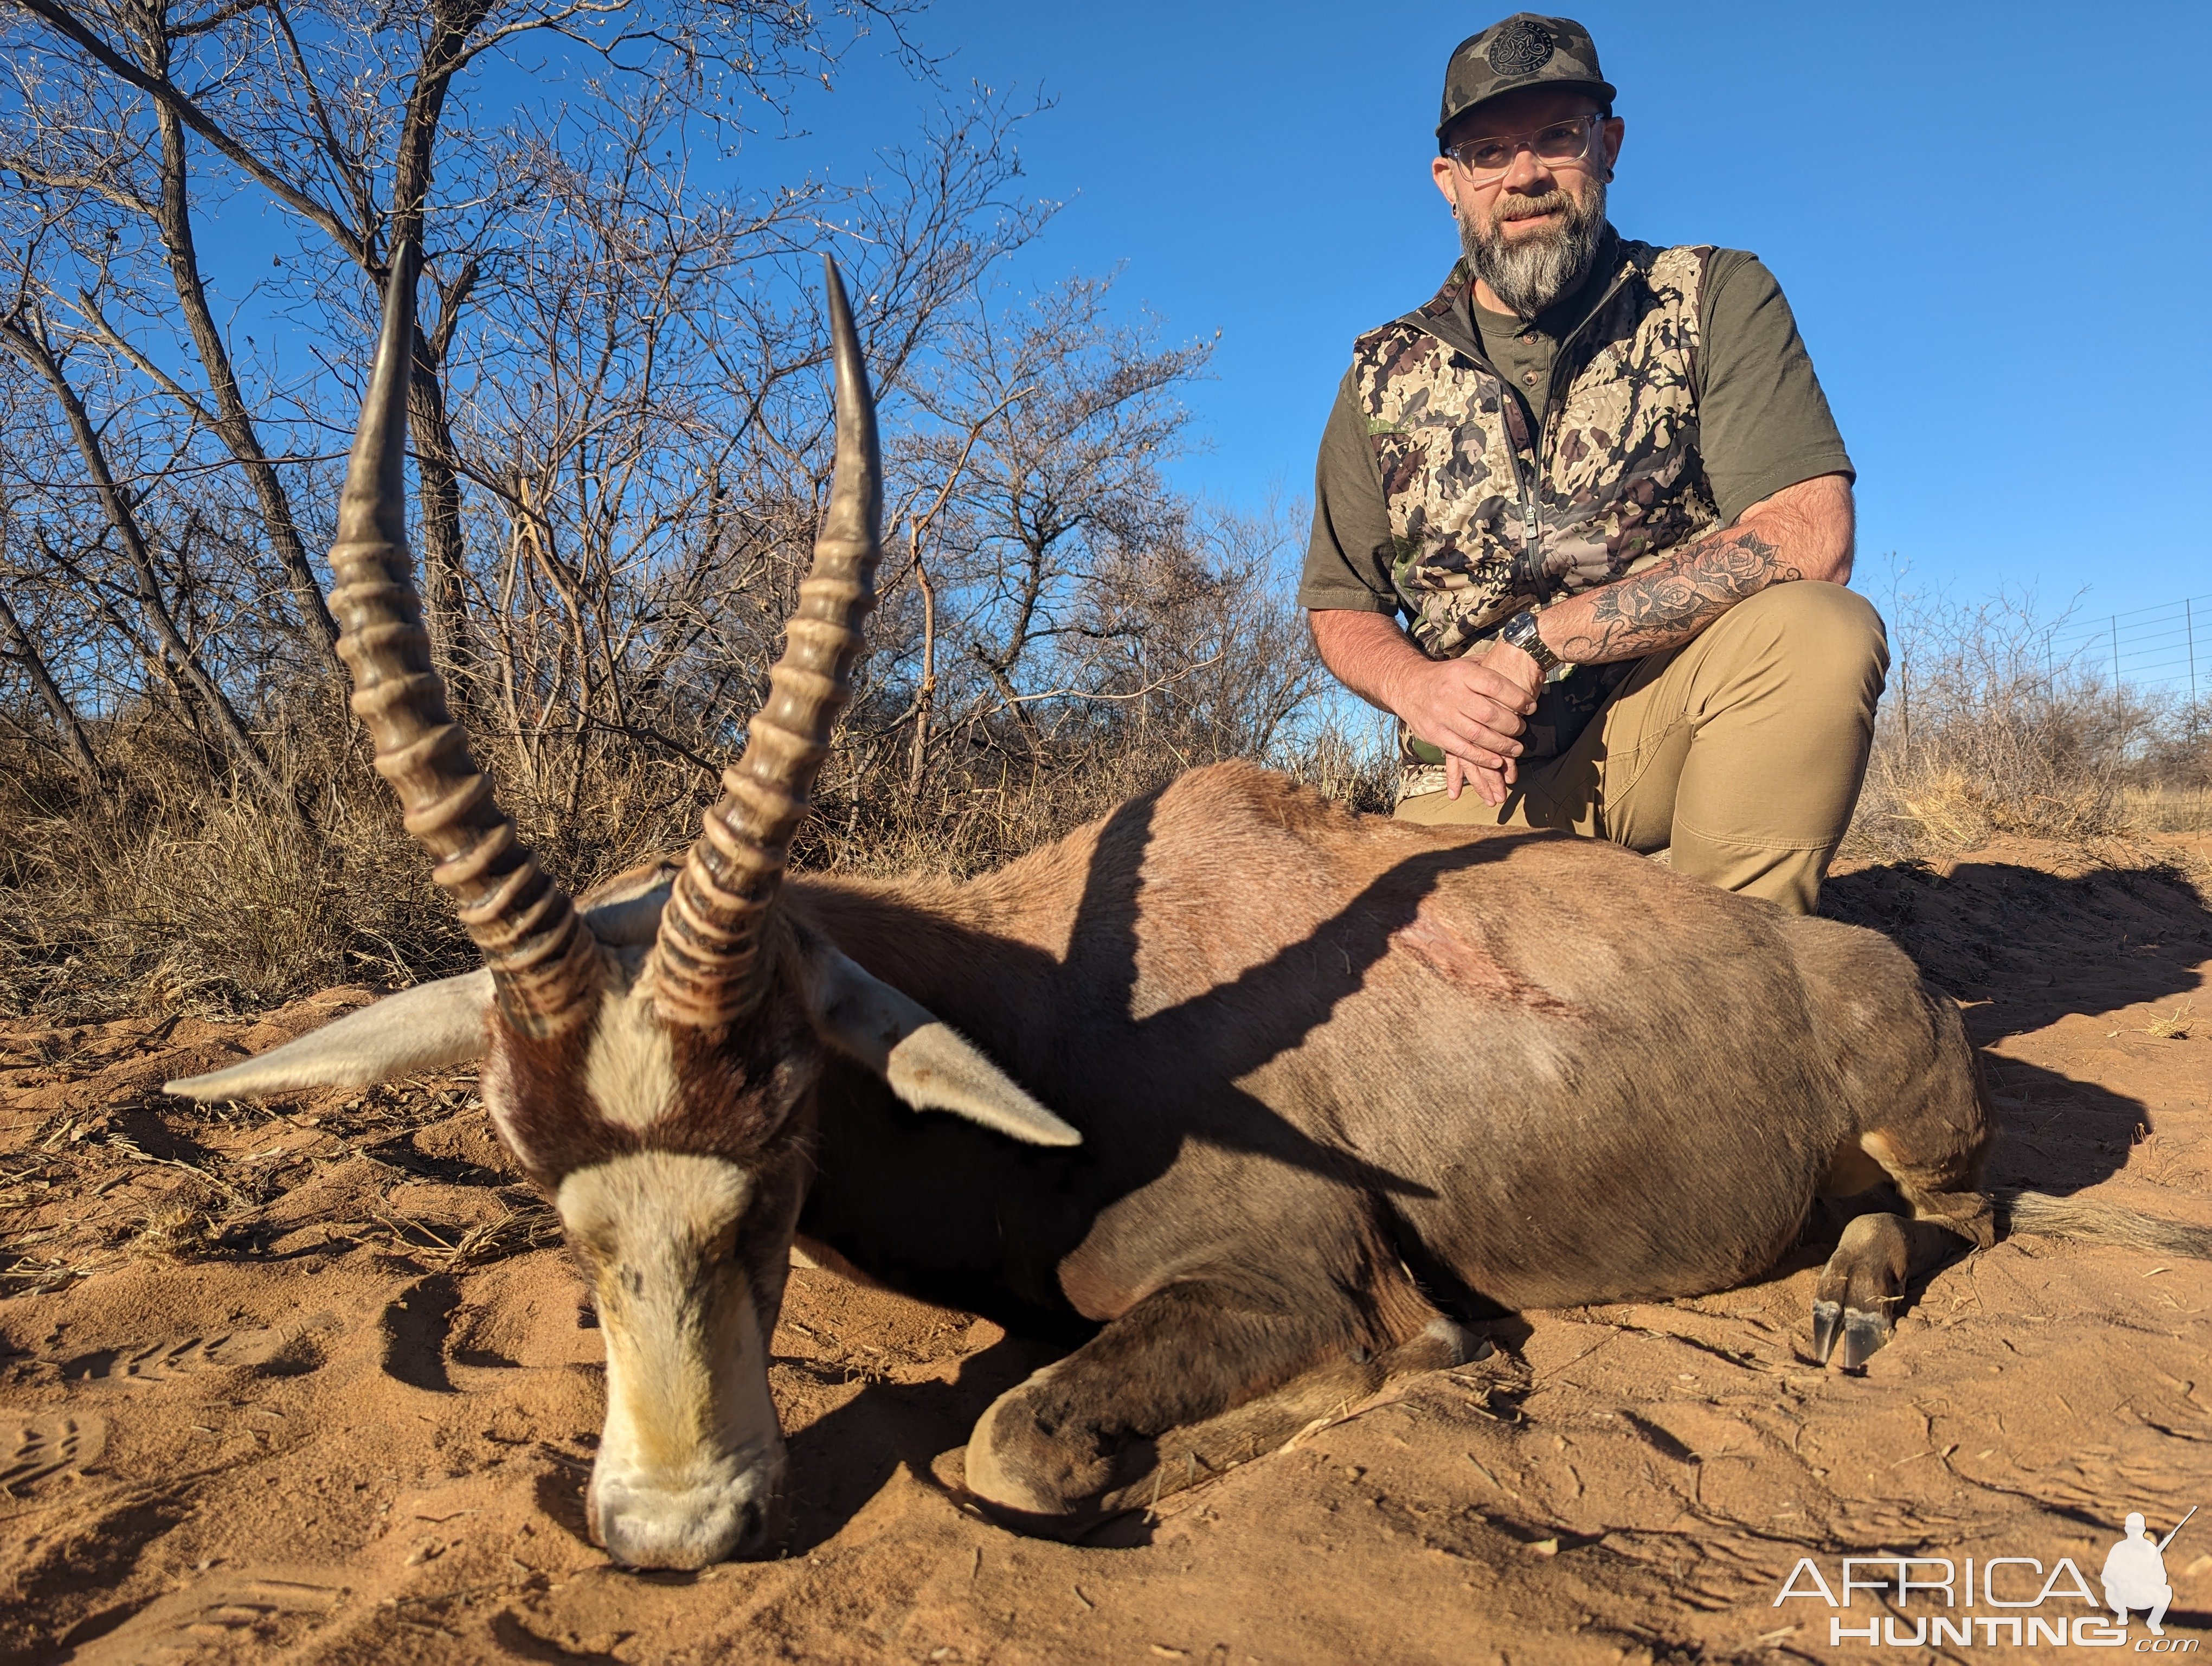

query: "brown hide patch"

left=485, top=981, right=822, bottom=1189
left=1056, top=1253, right=1149, bottom=1324
left=485, top=1020, right=611, bottom=1183
left=1056, top=1201, right=1443, bottom=1361
left=1391, top=899, right=1570, bottom=1014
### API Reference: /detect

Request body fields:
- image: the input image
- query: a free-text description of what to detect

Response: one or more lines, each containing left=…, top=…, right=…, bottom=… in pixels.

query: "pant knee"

left=1706, top=581, right=1889, bottom=699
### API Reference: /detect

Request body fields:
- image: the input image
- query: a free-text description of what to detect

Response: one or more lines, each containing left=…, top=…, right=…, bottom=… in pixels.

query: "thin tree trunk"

left=33, top=528, right=222, bottom=770
left=0, top=318, right=290, bottom=804
left=406, top=356, right=475, bottom=697
left=972, top=645, right=1042, bottom=755
left=142, top=38, right=340, bottom=674
left=493, top=487, right=541, bottom=798
left=907, top=548, right=937, bottom=796
left=891, top=389, right=1033, bottom=796
left=0, top=587, right=99, bottom=785
left=511, top=476, right=595, bottom=819
left=381, top=0, right=497, bottom=713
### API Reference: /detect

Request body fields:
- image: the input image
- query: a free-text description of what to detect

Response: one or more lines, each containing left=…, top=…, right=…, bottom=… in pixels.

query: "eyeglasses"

left=1444, top=114, right=1604, bottom=181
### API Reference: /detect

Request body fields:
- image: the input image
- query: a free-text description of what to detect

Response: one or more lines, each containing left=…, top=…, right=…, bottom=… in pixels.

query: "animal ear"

left=801, top=944, right=1079, bottom=1148
left=164, top=970, right=495, bottom=1101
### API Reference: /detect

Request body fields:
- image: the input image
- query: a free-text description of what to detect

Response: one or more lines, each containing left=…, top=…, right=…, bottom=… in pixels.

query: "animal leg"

left=1085, top=1316, right=1491, bottom=1524
left=1810, top=1211, right=1966, bottom=1369
left=961, top=1281, right=1481, bottom=1534
left=1811, top=1018, right=1998, bottom=1369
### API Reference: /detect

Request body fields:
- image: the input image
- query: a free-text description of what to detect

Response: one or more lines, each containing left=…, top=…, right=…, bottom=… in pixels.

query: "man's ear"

left=165, top=970, right=495, bottom=1101
left=799, top=943, right=1079, bottom=1148
left=1431, top=152, right=1462, bottom=210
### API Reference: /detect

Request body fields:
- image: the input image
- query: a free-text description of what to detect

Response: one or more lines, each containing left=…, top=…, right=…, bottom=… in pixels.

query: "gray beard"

left=1461, top=180, right=1608, bottom=318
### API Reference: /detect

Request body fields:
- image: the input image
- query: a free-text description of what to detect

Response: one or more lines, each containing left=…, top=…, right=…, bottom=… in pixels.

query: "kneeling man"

left=1300, top=12, right=1882, bottom=914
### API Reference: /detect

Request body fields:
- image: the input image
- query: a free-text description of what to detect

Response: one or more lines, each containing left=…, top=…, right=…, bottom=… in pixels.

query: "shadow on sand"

left=1824, top=854, right=2212, bottom=1195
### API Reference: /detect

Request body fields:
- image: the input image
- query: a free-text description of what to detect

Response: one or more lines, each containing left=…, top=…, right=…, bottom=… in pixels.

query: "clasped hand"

left=1391, top=640, right=1545, bottom=808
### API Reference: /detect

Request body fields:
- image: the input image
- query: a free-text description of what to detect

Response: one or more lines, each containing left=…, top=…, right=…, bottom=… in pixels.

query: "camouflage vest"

left=1353, top=238, right=1720, bottom=764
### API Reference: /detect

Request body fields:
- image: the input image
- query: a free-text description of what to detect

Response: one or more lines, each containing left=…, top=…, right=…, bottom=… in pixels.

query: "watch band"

left=1501, top=609, right=1564, bottom=675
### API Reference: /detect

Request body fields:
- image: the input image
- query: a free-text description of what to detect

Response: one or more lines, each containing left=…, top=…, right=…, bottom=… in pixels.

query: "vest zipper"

left=1521, top=263, right=1634, bottom=607
left=1393, top=253, right=1639, bottom=624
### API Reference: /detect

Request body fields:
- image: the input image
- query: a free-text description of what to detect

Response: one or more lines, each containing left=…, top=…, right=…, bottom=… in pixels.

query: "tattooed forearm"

left=1546, top=527, right=1803, bottom=664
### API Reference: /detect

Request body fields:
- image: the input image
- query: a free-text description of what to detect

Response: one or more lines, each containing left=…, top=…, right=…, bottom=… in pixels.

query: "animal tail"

left=1996, top=1190, right=2212, bottom=1258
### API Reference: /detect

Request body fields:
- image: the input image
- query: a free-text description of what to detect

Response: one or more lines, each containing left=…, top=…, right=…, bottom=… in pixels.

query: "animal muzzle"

left=555, top=1152, right=792, bottom=1568
left=583, top=1299, right=789, bottom=1568
left=587, top=1439, right=786, bottom=1569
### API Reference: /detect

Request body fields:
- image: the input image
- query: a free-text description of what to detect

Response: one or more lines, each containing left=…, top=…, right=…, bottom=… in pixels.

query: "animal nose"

left=592, top=1480, right=772, bottom=1570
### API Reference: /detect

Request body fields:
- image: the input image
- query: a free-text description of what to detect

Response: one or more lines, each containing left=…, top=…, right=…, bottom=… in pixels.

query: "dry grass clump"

left=127, top=1199, right=218, bottom=1261
left=801, top=706, right=1397, bottom=883
left=1852, top=764, right=2117, bottom=855
left=2123, top=784, right=2212, bottom=834
left=2142, top=1002, right=2194, bottom=1041
left=0, top=684, right=1398, bottom=1023
left=1851, top=726, right=2206, bottom=861
left=0, top=711, right=468, bottom=1018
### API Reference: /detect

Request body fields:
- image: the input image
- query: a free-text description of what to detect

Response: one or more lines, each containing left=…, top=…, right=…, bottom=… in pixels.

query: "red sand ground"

left=1, top=834, right=2207, bottom=1664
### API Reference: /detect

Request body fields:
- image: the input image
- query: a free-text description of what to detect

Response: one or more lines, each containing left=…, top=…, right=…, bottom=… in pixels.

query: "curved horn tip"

left=819, top=257, right=873, bottom=408
left=382, top=235, right=422, bottom=339
left=816, top=254, right=881, bottom=544
left=338, top=235, right=425, bottom=556
left=819, top=252, right=854, bottom=337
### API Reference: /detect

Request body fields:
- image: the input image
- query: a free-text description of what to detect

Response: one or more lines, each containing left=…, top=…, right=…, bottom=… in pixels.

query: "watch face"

left=1510, top=614, right=1557, bottom=669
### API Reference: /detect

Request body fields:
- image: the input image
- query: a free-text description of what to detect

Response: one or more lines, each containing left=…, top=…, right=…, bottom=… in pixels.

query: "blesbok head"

left=166, top=242, right=1078, bottom=1568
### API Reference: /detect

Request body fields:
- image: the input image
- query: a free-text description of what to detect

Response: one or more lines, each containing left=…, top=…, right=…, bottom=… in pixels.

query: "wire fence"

left=2048, top=594, right=2208, bottom=703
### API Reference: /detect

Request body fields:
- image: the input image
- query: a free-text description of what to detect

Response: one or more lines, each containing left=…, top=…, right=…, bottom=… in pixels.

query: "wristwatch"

left=1500, top=609, right=1564, bottom=676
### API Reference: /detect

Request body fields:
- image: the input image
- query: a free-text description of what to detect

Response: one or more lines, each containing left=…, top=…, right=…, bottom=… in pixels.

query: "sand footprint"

left=72, top=1568, right=349, bottom=1665
left=65, top=1329, right=289, bottom=1388
left=0, top=1411, right=106, bottom=1492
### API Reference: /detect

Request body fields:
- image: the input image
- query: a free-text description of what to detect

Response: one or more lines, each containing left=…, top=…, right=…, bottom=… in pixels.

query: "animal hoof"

left=1810, top=1299, right=1842, bottom=1364
left=1838, top=1309, right=1892, bottom=1372
left=1397, top=1317, right=1494, bottom=1372
left=961, top=1370, right=1109, bottom=1531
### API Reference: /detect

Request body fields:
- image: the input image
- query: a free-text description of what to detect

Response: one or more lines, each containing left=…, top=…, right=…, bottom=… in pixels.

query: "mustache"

left=1486, top=190, right=1577, bottom=231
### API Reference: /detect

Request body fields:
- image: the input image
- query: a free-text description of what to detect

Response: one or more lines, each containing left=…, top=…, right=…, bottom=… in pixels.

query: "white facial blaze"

left=557, top=1152, right=782, bottom=1569
left=582, top=983, right=680, bottom=1131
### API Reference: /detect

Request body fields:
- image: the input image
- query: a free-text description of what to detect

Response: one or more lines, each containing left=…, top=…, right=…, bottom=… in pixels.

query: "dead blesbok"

left=170, top=248, right=2210, bottom=1568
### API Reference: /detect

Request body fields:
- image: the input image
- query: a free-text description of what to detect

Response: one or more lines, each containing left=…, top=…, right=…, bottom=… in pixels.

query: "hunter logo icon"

left=2104, top=1507, right=2192, bottom=1636
left=1486, top=17, right=1555, bottom=76
left=1771, top=1503, right=2204, bottom=1647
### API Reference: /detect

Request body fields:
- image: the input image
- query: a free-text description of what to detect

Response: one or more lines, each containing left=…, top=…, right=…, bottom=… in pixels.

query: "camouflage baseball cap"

left=1437, top=14, right=1617, bottom=141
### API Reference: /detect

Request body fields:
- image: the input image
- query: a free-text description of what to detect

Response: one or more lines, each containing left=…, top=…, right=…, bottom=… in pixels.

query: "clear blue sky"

left=809, top=0, right=2209, bottom=626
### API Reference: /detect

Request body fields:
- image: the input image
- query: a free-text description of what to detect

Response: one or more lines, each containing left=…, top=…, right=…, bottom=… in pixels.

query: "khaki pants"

left=1394, top=582, right=1888, bottom=915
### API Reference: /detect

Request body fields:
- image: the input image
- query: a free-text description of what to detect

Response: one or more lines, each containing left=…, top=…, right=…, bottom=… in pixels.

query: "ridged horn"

left=652, top=254, right=881, bottom=1029
left=327, top=236, right=600, bottom=1038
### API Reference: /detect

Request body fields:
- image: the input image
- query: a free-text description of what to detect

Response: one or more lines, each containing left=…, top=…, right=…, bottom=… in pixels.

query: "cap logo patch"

left=1486, top=18, right=1556, bottom=75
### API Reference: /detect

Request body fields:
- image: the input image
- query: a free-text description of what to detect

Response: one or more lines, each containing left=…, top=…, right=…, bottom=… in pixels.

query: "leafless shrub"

left=1848, top=582, right=2208, bottom=858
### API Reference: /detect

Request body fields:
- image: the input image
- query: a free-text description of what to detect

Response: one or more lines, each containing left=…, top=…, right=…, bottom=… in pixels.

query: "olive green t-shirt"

left=1297, top=240, right=1854, bottom=616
